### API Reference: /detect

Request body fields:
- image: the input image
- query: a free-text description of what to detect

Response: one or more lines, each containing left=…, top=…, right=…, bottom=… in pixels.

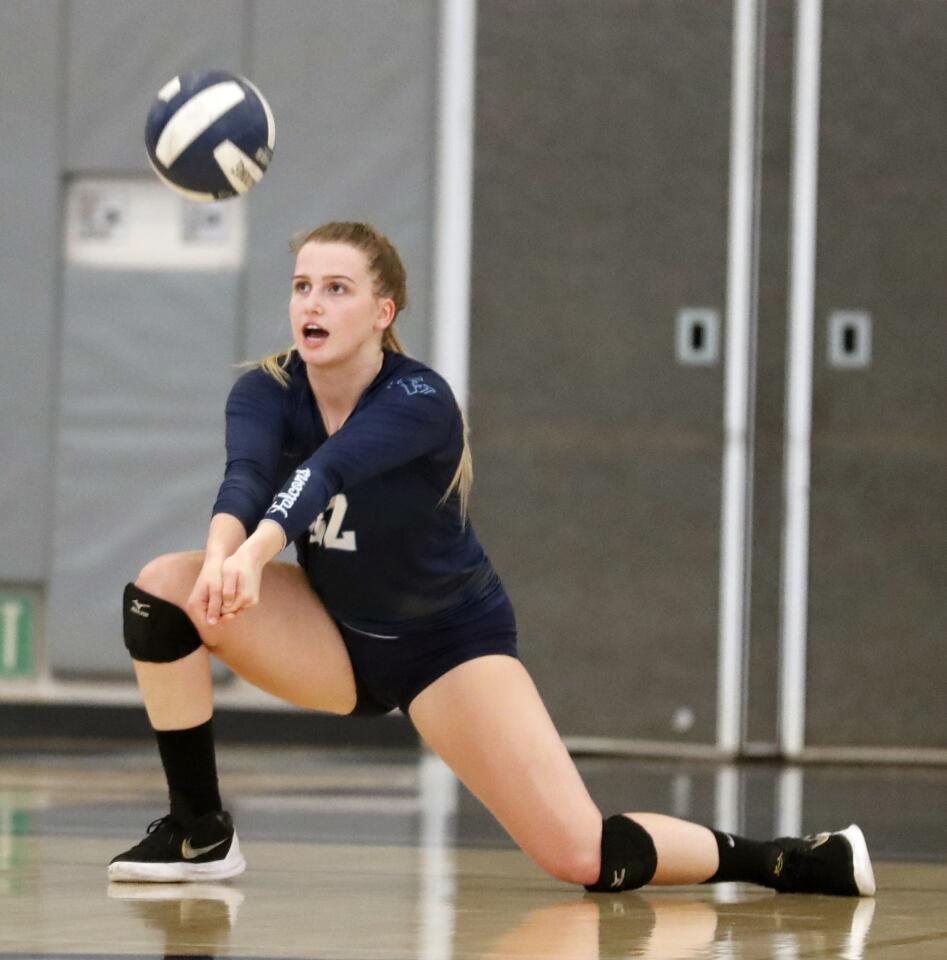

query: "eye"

left=293, top=280, right=311, bottom=295
left=327, top=281, right=347, bottom=295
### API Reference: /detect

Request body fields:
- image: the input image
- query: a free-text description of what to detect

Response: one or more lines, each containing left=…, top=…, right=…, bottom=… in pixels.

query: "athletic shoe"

left=108, top=810, right=246, bottom=883
left=769, top=824, right=876, bottom=896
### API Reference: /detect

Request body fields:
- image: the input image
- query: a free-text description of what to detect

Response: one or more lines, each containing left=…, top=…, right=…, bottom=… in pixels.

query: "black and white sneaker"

left=108, top=811, right=246, bottom=883
left=769, top=824, right=876, bottom=896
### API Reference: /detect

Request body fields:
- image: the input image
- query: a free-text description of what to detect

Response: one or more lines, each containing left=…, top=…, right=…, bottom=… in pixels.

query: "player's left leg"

left=408, top=655, right=875, bottom=896
left=407, top=654, right=714, bottom=887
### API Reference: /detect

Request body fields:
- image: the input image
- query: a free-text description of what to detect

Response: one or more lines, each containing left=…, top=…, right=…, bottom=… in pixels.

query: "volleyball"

left=144, top=70, right=275, bottom=201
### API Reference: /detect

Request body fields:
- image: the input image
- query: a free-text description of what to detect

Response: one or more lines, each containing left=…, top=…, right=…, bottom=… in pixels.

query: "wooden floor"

left=1, top=741, right=945, bottom=959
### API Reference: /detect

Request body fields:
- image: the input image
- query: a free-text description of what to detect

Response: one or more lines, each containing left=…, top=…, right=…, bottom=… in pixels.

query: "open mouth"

left=303, top=322, right=329, bottom=344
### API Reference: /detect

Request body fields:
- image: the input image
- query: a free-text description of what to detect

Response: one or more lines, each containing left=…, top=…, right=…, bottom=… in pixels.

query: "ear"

left=375, top=297, right=396, bottom=331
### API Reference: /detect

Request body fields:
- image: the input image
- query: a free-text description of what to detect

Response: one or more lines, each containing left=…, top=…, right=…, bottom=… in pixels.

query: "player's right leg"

left=109, top=550, right=358, bottom=881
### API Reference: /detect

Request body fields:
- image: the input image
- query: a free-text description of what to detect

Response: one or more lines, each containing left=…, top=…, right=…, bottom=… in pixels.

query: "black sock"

left=703, top=829, right=778, bottom=886
left=154, top=718, right=222, bottom=821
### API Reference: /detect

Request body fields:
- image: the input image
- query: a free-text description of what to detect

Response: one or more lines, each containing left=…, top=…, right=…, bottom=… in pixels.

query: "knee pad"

left=584, top=814, right=658, bottom=893
left=123, top=583, right=203, bottom=663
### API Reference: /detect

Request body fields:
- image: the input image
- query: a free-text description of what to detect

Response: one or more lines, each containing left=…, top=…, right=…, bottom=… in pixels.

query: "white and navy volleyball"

left=144, top=70, right=275, bottom=201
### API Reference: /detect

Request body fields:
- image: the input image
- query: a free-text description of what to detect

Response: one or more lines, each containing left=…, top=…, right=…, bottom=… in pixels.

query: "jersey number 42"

left=308, top=494, right=357, bottom=551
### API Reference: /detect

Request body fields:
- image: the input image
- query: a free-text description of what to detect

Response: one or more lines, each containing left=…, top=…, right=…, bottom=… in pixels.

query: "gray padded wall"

left=46, top=273, right=238, bottom=675
left=805, top=0, right=947, bottom=748
left=0, top=2, right=63, bottom=581
left=64, top=0, right=246, bottom=171
left=243, top=0, right=438, bottom=363
left=44, top=0, right=438, bottom=677
left=46, top=0, right=248, bottom=676
left=470, top=1, right=732, bottom=742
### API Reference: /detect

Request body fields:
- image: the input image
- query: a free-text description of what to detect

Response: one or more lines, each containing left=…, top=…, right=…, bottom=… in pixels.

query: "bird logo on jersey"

left=390, top=376, right=436, bottom=397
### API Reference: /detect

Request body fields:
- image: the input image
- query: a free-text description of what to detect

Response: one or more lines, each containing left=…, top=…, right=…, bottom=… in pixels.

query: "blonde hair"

left=440, top=411, right=473, bottom=522
left=253, top=221, right=472, bottom=518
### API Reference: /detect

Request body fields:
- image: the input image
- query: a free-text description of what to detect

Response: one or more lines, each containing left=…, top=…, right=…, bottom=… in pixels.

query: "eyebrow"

left=292, top=273, right=356, bottom=283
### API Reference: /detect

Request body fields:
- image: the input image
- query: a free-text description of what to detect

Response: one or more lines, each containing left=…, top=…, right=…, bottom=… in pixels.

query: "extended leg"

left=408, top=656, right=875, bottom=896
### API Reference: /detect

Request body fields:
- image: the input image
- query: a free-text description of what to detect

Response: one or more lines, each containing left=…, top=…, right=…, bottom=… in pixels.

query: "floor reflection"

left=107, top=883, right=244, bottom=959
left=104, top=879, right=878, bottom=960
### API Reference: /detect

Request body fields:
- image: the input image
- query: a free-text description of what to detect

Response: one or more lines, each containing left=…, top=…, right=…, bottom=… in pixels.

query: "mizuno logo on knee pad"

left=122, top=582, right=203, bottom=663
left=585, top=815, right=658, bottom=894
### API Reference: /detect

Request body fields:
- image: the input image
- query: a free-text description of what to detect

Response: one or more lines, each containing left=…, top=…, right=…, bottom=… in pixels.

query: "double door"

left=469, top=0, right=946, bottom=756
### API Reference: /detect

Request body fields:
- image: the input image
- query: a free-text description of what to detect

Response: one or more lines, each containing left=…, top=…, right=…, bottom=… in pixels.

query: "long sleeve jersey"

left=212, top=350, right=502, bottom=634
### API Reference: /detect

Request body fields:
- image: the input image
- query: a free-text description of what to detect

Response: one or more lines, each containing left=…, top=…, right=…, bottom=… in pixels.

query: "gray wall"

left=0, top=0, right=438, bottom=676
left=805, top=0, right=947, bottom=748
left=471, top=0, right=732, bottom=743
left=0, top=2, right=62, bottom=582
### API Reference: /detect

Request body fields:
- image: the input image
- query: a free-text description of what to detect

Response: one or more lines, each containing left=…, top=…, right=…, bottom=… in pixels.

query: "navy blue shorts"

left=337, top=594, right=518, bottom=716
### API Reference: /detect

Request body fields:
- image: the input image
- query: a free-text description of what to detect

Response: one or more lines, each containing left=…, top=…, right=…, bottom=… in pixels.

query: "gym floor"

left=1, top=739, right=945, bottom=959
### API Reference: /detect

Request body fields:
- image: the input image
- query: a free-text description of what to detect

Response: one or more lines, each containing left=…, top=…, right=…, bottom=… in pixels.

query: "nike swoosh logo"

left=181, top=836, right=228, bottom=860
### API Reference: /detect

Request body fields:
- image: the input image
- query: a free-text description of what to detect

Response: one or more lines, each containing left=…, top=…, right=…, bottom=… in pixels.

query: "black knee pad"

left=123, top=583, right=203, bottom=663
left=585, top=814, right=658, bottom=893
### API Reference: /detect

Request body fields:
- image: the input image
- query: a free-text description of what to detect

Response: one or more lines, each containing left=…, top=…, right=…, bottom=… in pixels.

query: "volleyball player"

left=109, top=222, right=875, bottom=897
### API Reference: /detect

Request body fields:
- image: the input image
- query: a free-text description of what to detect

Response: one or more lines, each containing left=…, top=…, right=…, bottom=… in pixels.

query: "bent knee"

left=123, top=574, right=204, bottom=664
left=536, top=837, right=602, bottom=887
left=584, top=815, right=658, bottom=892
left=135, top=552, right=202, bottom=606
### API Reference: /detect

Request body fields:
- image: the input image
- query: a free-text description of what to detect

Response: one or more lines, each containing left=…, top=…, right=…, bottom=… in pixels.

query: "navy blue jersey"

left=212, top=351, right=502, bottom=633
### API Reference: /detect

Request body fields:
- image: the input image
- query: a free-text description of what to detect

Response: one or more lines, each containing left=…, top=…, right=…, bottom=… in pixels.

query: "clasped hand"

left=186, top=520, right=286, bottom=627
left=187, top=548, right=263, bottom=627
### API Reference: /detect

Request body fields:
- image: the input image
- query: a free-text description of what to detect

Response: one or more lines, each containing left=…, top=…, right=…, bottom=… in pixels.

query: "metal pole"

left=718, top=0, right=764, bottom=754
left=779, top=0, right=823, bottom=756
left=431, top=0, right=477, bottom=411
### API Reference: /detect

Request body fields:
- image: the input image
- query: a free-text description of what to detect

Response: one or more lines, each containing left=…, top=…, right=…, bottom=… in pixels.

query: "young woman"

left=109, top=222, right=875, bottom=897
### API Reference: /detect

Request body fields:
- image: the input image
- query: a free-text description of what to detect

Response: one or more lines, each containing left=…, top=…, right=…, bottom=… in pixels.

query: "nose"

left=302, top=290, right=324, bottom=314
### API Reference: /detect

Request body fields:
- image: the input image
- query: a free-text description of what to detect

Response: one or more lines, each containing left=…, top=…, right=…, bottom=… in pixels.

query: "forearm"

left=205, top=513, right=249, bottom=561
left=235, top=518, right=287, bottom=567
left=204, top=518, right=284, bottom=623
left=213, top=519, right=286, bottom=621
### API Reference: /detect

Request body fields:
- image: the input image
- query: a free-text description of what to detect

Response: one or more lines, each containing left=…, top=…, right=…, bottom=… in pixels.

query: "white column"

left=779, top=0, right=823, bottom=757
left=717, top=0, right=764, bottom=754
left=713, top=765, right=743, bottom=903
left=775, top=765, right=804, bottom=837
left=431, top=0, right=477, bottom=411
left=418, top=751, right=458, bottom=960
